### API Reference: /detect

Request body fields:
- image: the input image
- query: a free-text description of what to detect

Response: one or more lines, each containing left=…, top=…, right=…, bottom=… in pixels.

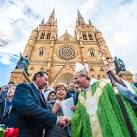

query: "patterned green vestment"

left=71, top=79, right=137, bottom=137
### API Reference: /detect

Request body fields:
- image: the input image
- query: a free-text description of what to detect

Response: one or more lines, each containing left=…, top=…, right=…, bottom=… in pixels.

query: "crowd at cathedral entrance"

left=0, top=10, right=137, bottom=137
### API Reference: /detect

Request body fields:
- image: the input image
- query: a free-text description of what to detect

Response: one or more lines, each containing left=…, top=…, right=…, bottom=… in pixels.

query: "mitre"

left=75, top=62, right=89, bottom=75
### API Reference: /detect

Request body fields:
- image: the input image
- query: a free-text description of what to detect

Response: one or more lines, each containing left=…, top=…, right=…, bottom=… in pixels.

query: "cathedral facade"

left=10, top=10, right=114, bottom=86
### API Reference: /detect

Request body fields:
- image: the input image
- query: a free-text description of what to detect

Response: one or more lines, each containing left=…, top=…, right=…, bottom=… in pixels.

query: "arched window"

left=88, top=34, right=93, bottom=40
left=83, top=33, right=87, bottom=40
left=98, top=74, right=101, bottom=80
left=39, top=48, right=44, bottom=56
left=88, top=48, right=95, bottom=57
left=47, top=33, right=51, bottom=39
left=90, top=51, right=95, bottom=57
left=40, top=32, right=45, bottom=39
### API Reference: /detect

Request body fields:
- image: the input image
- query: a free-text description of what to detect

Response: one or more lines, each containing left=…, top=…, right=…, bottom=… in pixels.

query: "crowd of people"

left=0, top=71, right=80, bottom=137
left=0, top=62, right=137, bottom=137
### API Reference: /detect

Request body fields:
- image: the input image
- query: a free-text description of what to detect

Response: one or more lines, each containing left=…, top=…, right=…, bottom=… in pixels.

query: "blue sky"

left=0, top=0, right=137, bottom=86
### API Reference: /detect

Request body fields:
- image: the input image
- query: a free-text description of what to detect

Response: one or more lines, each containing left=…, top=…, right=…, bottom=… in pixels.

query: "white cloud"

left=102, top=1, right=137, bottom=73
left=0, top=53, right=11, bottom=65
left=0, top=0, right=40, bottom=57
left=80, top=0, right=98, bottom=17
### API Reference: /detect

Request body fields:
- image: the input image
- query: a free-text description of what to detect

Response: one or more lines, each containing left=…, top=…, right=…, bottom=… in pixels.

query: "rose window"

left=57, top=46, right=76, bottom=60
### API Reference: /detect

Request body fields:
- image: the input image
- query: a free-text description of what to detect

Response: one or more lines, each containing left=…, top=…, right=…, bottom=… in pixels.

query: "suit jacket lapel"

left=29, top=83, right=47, bottom=105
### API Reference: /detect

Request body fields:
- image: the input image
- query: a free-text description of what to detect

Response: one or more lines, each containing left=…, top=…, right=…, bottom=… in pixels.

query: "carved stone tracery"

left=57, top=46, right=76, bottom=60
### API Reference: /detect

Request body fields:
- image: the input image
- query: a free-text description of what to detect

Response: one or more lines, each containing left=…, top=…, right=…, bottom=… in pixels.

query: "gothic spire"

left=78, top=10, right=82, bottom=18
left=47, top=9, right=56, bottom=25
left=89, top=19, right=92, bottom=25
left=77, top=10, right=85, bottom=25
left=50, top=8, right=55, bottom=18
left=41, top=18, right=44, bottom=24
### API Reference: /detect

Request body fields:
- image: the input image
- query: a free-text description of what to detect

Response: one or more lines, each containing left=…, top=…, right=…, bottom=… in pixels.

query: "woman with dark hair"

left=46, top=83, right=70, bottom=137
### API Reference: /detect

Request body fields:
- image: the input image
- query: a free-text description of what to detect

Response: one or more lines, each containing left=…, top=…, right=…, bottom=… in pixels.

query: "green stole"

left=71, top=79, right=137, bottom=137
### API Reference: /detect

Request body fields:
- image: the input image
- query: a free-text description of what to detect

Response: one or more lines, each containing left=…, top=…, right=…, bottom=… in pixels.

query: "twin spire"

left=77, top=10, right=85, bottom=25
left=77, top=10, right=92, bottom=25
left=47, top=8, right=55, bottom=24
left=41, top=9, right=56, bottom=25
left=40, top=9, right=92, bottom=26
left=50, top=8, right=55, bottom=18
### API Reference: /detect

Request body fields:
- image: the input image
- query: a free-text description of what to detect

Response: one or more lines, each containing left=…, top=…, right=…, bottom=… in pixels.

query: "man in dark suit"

left=8, top=71, right=70, bottom=137
left=0, top=85, right=15, bottom=126
left=0, top=81, right=15, bottom=124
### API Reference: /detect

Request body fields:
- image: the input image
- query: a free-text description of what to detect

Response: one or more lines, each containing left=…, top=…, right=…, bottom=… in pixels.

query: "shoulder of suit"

left=16, top=83, right=29, bottom=89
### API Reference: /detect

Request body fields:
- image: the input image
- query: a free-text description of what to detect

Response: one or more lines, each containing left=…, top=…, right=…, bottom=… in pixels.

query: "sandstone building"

left=10, top=10, right=132, bottom=85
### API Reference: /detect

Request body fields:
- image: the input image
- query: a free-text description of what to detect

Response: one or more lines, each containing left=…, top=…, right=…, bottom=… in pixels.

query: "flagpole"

left=99, top=47, right=136, bottom=137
